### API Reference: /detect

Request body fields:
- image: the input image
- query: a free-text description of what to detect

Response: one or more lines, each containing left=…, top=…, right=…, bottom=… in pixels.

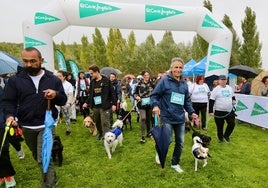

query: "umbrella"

left=149, top=115, right=171, bottom=171
left=124, top=74, right=135, bottom=79
left=0, top=122, right=12, bottom=157
left=42, top=100, right=55, bottom=180
left=228, top=65, right=258, bottom=78
left=0, top=51, right=23, bottom=74
left=251, top=70, right=268, bottom=96
left=100, top=67, right=122, bottom=78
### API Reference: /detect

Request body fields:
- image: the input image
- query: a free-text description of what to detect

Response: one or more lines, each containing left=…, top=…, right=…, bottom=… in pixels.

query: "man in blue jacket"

left=2, top=47, right=67, bottom=188
left=151, top=57, right=198, bottom=173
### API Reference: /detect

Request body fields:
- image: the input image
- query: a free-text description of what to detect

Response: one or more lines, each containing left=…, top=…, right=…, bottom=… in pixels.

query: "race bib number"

left=141, top=97, right=150, bottom=106
left=221, top=90, right=230, bottom=97
left=199, top=87, right=205, bottom=93
left=94, top=96, right=102, bottom=105
left=170, top=92, right=185, bottom=105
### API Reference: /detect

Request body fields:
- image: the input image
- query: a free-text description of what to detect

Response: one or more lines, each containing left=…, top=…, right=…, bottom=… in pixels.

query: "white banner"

left=235, top=94, right=268, bottom=128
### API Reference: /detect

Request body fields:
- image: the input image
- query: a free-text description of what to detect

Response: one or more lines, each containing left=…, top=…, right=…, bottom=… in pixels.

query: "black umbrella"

left=228, top=65, right=258, bottom=78
left=100, top=67, right=122, bottom=78
left=149, top=116, right=171, bottom=171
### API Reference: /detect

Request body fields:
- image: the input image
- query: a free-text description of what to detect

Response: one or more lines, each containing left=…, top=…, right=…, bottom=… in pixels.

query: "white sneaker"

left=17, top=148, right=25, bottom=159
left=171, top=164, right=184, bottom=173
left=155, top=153, right=160, bottom=165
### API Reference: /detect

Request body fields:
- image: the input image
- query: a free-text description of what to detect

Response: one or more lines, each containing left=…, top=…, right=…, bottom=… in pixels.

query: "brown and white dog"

left=192, top=136, right=211, bottom=171
left=83, top=116, right=97, bottom=136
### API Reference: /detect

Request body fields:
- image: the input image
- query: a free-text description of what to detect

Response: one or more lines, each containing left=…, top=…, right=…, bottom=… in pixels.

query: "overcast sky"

left=1, top=0, right=267, bottom=69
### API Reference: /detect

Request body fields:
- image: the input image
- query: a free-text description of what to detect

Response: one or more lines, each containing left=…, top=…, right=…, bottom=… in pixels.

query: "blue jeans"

left=165, top=123, right=185, bottom=165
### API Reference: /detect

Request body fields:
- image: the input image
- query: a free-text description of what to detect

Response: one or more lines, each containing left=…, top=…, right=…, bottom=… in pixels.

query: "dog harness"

left=193, top=147, right=207, bottom=160
left=110, top=127, right=122, bottom=139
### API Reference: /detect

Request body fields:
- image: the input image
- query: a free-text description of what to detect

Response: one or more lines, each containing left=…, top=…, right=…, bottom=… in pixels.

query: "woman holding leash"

left=209, top=75, right=236, bottom=143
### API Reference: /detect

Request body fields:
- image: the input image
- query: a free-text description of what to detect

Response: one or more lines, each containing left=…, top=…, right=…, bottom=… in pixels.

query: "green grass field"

left=9, top=109, right=268, bottom=188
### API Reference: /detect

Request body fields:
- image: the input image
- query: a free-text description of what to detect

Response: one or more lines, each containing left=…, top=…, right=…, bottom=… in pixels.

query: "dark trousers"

left=78, top=96, right=90, bottom=118
left=192, top=102, right=207, bottom=128
left=0, top=128, right=16, bottom=178
left=214, top=110, right=236, bottom=141
left=22, top=127, right=57, bottom=188
left=93, top=108, right=111, bottom=136
left=139, top=108, right=152, bottom=137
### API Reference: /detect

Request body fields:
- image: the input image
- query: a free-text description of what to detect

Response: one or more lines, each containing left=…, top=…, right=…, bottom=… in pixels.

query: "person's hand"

left=43, top=89, right=57, bottom=100
left=66, top=103, right=71, bottom=108
left=209, top=113, right=214, bottom=117
left=112, top=105, right=116, bottom=112
left=135, top=96, right=141, bottom=102
left=192, top=113, right=198, bottom=120
left=6, top=116, right=18, bottom=127
left=82, top=103, right=88, bottom=109
left=152, top=106, right=160, bottom=115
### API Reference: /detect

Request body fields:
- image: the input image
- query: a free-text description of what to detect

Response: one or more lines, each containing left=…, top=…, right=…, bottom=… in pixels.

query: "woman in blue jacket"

left=151, top=57, right=198, bottom=173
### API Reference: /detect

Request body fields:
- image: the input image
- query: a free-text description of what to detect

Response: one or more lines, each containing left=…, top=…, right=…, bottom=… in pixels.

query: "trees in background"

left=0, top=3, right=263, bottom=77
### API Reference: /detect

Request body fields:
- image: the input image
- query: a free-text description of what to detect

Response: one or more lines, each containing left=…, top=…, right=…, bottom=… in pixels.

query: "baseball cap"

left=218, top=75, right=227, bottom=80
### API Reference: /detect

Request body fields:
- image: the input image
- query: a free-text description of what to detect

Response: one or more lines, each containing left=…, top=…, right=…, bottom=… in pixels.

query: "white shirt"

left=62, top=80, right=74, bottom=104
left=210, top=85, right=234, bottom=112
left=189, top=83, right=210, bottom=103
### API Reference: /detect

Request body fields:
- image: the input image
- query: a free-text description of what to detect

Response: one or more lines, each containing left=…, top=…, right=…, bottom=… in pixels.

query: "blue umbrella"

left=0, top=51, right=23, bottom=74
left=149, top=115, right=171, bottom=170
left=42, top=100, right=55, bottom=177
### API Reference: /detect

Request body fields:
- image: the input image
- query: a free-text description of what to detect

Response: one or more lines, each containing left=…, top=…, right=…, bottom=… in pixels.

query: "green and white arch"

left=23, top=0, right=232, bottom=76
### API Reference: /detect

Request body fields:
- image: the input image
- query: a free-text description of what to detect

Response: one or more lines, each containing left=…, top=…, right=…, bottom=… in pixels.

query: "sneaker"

left=155, top=153, right=160, bottom=165
left=224, top=137, right=230, bottom=142
left=17, top=148, right=25, bottom=159
left=0, top=178, right=4, bottom=186
left=4, top=176, right=16, bottom=188
left=97, top=135, right=103, bottom=141
left=140, top=136, right=146, bottom=143
left=171, top=165, right=184, bottom=173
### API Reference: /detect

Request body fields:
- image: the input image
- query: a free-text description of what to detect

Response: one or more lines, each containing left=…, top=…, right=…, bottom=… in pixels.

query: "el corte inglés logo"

left=24, top=37, right=46, bottom=48
left=210, top=45, right=228, bottom=56
left=35, top=12, right=60, bottom=25
left=202, top=14, right=222, bottom=29
left=79, top=0, right=120, bottom=18
left=236, top=100, right=248, bottom=112
left=251, top=102, right=268, bottom=116
left=145, top=5, right=183, bottom=22
left=208, top=61, right=225, bottom=71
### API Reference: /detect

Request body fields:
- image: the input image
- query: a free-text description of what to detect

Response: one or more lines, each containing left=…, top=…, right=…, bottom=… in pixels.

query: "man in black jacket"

left=84, top=65, right=117, bottom=140
left=3, top=47, right=67, bottom=188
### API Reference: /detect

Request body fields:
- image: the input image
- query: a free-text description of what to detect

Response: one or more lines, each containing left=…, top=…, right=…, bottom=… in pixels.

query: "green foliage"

left=10, top=108, right=268, bottom=188
left=239, top=7, right=262, bottom=69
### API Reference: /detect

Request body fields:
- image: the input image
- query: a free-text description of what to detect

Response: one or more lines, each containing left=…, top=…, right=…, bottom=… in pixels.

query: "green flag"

left=69, top=60, right=79, bottom=80
left=56, top=50, right=67, bottom=72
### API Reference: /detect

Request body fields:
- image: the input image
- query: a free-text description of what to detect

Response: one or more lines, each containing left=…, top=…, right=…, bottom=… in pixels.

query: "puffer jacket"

left=2, top=69, right=67, bottom=127
left=150, top=72, right=195, bottom=124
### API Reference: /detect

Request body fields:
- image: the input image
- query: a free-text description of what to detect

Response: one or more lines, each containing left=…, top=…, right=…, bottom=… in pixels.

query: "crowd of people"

left=2, top=46, right=262, bottom=187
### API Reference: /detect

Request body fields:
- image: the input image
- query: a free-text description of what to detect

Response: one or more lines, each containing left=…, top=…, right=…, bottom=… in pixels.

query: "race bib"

left=221, top=90, right=230, bottom=97
left=94, top=96, right=102, bottom=105
left=170, top=92, right=185, bottom=105
left=199, top=87, right=205, bottom=93
left=141, top=97, right=150, bottom=106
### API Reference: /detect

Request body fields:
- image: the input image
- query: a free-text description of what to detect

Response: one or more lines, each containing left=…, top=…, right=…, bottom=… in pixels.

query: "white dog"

left=192, top=136, right=210, bottom=171
left=104, top=120, right=123, bottom=159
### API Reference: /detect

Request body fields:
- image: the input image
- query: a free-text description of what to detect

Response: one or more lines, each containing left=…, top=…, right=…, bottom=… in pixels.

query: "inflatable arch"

left=22, top=0, right=232, bottom=77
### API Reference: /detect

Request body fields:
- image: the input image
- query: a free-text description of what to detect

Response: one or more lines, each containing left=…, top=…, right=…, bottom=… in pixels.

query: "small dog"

left=52, top=135, right=63, bottom=167
left=192, top=136, right=211, bottom=171
left=117, top=108, right=132, bottom=130
left=83, top=116, right=98, bottom=136
left=104, top=119, right=123, bottom=159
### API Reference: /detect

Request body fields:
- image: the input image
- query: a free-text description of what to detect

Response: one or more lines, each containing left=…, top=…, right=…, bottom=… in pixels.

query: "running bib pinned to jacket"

left=94, top=96, right=102, bottom=105
left=170, top=92, right=184, bottom=105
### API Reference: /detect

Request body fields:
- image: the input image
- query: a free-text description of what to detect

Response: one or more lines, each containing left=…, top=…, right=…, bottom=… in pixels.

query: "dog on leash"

left=52, top=135, right=63, bottom=167
left=104, top=119, right=123, bottom=159
left=184, top=111, right=211, bottom=147
left=83, top=116, right=98, bottom=136
left=192, top=136, right=211, bottom=171
left=117, top=108, right=132, bottom=130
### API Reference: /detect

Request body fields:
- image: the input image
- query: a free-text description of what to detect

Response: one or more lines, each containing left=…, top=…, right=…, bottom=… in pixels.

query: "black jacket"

left=88, top=76, right=117, bottom=110
left=2, top=69, right=67, bottom=127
